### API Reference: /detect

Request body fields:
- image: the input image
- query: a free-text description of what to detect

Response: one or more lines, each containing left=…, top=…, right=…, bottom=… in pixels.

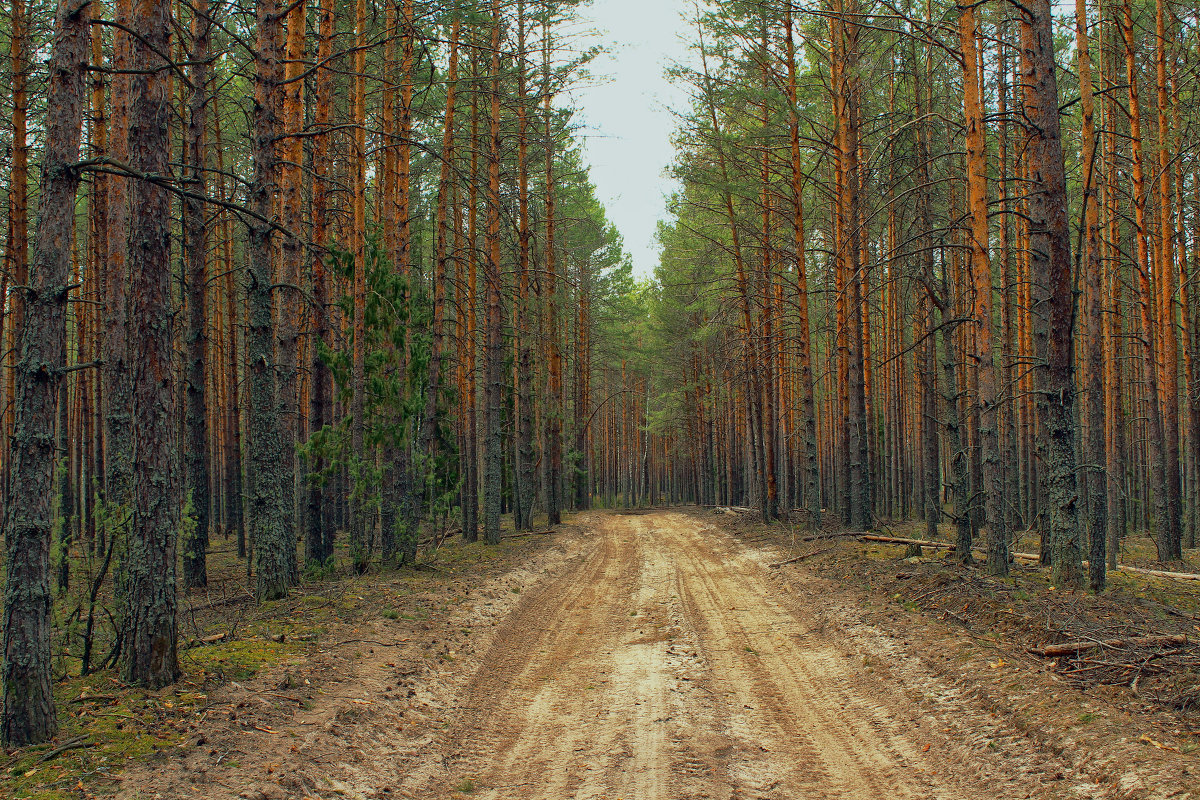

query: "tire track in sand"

left=407, top=511, right=1078, bottom=799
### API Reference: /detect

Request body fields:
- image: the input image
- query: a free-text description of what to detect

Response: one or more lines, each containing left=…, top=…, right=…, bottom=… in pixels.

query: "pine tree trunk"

left=306, top=0, right=335, bottom=566
left=514, top=1, right=536, bottom=531
left=276, top=0, right=307, bottom=581
left=1075, top=0, right=1108, bottom=589
left=1020, top=0, right=1082, bottom=587
left=103, top=0, right=134, bottom=573
left=1122, top=0, right=1174, bottom=561
left=483, top=0, right=505, bottom=545
left=419, top=10, right=460, bottom=548
left=183, top=0, right=212, bottom=590
left=959, top=4, right=1005, bottom=573
left=462, top=46, right=480, bottom=543
left=349, top=0, right=369, bottom=570
left=123, top=0, right=181, bottom=685
left=1, top=0, right=89, bottom=743
left=544, top=13, right=563, bottom=526
left=247, top=0, right=292, bottom=599
left=1154, top=0, right=1183, bottom=559
left=837, top=4, right=869, bottom=530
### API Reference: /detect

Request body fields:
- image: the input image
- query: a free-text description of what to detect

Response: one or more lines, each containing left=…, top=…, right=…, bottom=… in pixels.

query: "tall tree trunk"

left=514, top=0, right=536, bottom=531
left=786, top=9, right=820, bottom=527
left=276, top=0, right=307, bottom=581
left=483, top=0, right=505, bottom=545
left=124, top=0, right=180, bottom=685
left=349, top=0, right=369, bottom=570
left=1019, top=0, right=1082, bottom=587
left=103, top=0, right=134, bottom=580
left=182, top=0, right=213, bottom=590
left=1154, top=0, right=1183, bottom=559
left=1, top=0, right=90, bottom=743
left=960, top=2, right=1005, bottom=574
left=835, top=1, right=870, bottom=529
left=1122, top=0, right=1174, bottom=561
left=544, top=8, right=563, bottom=526
left=418, top=9, right=460, bottom=550
left=306, top=0, right=336, bottom=566
left=1075, top=0, right=1108, bottom=589
left=7, top=0, right=29, bottom=405
left=393, top=0, right=417, bottom=562
left=248, top=0, right=292, bottom=599
left=462, top=43, right=481, bottom=542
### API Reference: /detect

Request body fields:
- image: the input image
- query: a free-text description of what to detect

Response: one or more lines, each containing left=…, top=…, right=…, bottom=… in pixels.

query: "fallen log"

left=859, top=535, right=953, bottom=549
left=1011, top=553, right=1200, bottom=581
left=1030, top=634, right=1189, bottom=658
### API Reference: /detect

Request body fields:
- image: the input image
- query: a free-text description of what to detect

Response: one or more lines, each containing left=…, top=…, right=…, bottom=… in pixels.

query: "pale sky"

left=568, top=0, right=696, bottom=278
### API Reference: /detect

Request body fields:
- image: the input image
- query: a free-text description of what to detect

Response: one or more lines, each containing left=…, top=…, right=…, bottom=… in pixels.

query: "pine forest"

left=3, top=0, right=1200, bottom=794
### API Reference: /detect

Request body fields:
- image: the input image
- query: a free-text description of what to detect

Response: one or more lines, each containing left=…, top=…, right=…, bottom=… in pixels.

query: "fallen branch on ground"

left=1030, top=634, right=1189, bottom=658
left=770, top=548, right=837, bottom=568
left=37, top=736, right=94, bottom=763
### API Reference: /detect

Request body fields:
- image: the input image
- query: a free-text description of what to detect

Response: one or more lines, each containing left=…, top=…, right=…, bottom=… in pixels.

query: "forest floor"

left=10, top=509, right=1200, bottom=799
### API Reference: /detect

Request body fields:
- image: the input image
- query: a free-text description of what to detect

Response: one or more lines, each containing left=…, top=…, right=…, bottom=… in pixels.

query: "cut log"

left=1030, top=634, right=1189, bottom=657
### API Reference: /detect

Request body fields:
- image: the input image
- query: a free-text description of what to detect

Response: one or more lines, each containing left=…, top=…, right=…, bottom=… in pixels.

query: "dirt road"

left=122, top=511, right=1184, bottom=799
left=401, top=512, right=1097, bottom=799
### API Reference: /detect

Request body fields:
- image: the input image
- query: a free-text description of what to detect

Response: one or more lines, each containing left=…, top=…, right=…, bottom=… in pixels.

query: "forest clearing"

left=7, top=0, right=1200, bottom=794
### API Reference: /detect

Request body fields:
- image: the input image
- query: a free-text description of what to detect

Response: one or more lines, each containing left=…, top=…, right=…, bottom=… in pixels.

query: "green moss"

left=1, top=674, right=202, bottom=799
left=184, top=638, right=300, bottom=682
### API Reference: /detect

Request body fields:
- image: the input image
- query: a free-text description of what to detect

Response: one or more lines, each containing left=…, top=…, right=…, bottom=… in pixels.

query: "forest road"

left=407, top=511, right=1066, bottom=800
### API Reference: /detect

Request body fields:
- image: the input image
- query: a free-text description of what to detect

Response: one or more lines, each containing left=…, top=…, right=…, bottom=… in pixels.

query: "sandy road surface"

left=123, top=511, right=1166, bottom=800
left=405, top=512, right=1078, bottom=800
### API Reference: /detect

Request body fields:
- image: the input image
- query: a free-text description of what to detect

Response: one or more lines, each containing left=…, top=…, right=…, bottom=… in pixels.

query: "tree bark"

left=959, top=2, right=1005, bottom=574
left=247, top=0, right=292, bottom=599
left=1075, top=0, right=1108, bottom=590
left=2, top=0, right=90, bottom=744
left=483, top=0, right=505, bottom=544
left=183, top=0, right=213, bottom=590
left=1019, top=0, right=1082, bottom=588
left=123, top=0, right=181, bottom=685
